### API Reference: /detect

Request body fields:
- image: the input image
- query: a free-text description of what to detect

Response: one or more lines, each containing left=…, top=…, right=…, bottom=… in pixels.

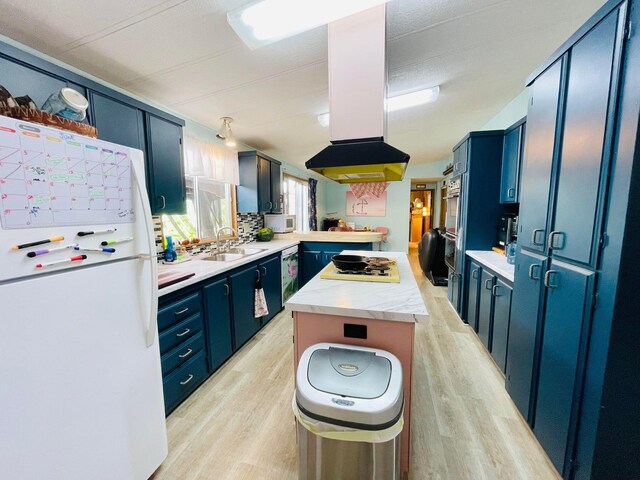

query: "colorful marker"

left=26, top=243, right=78, bottom=258
left=101, top=237, right=133, bottom=246
left=74, top=246, right=116, bottom=253
left=36, top=254, right=87, bottom=269
left=77, top=228, right=117, bottom=237
left=12, top=236, right=64, bottom=251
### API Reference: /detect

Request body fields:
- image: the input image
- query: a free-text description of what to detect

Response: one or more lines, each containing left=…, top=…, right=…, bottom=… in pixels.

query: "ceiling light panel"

left=228, top=0, right=391, bottom=49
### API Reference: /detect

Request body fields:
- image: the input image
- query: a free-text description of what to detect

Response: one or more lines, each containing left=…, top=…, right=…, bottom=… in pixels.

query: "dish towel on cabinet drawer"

left=254, top=276, right=269, bottom=318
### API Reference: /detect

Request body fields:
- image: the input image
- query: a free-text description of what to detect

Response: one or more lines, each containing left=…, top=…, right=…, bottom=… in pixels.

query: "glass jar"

left=41, top=87, right=89, bottom=121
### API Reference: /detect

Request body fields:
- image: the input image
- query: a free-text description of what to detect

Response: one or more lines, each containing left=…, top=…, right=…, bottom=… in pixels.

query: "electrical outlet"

left=243, top=222, right=250, bottom=233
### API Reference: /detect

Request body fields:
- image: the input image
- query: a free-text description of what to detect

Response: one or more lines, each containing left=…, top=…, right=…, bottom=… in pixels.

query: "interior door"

left=551, top=11, right=620, bottom=266
left=534, top=260, right=595, bottom=473
left=518, top=58, right=564, bottom=252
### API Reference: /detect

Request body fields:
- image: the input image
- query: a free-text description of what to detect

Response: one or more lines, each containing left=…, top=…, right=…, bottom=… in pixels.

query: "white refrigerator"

left=0, top=115, right=167, bottom=479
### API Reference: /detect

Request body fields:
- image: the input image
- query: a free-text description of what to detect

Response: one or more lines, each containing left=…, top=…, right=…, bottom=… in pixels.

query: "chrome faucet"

left=215, top=226, right=238, bottom=253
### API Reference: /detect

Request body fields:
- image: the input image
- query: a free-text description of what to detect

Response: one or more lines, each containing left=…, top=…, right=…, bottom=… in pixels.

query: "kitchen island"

left=286, top=251, right=428, bottom=476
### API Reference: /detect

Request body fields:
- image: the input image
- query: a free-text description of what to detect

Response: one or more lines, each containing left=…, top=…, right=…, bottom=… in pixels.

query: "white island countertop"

left=466, top=250, right=515, bottom=283
left=286, top=250, right=428, bottom=323
left=274, top=231, right=383, bottom=243
left=158, top=239, right=299, bottom=296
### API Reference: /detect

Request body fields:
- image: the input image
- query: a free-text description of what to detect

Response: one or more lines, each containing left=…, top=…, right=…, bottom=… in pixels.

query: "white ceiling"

left=0, top=0, right=606, bottom=168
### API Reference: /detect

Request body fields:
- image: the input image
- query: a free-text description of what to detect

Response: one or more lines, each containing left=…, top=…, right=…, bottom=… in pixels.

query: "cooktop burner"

left=336, top=265, right=391, bottom=277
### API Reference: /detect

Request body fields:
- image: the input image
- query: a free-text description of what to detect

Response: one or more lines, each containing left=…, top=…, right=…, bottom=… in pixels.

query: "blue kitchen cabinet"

left=506, top=249, right=547, bottom=422
left=301, top=250, right=323, bottom=286
left=230, top=263, right=261, bottom=349
left=203, top=277, right=233, bottom=373
left=146, top=114, right=185, bottom=215
left=500, top=119, right=525, bottom=204
left=550, top=12, right=618, bottom=267
left=477, top=270, right=495, bottom=351
left=450, top=271, right=462, bottom=314
left=258, top=255, right=282, bottom=324
left=162, top=351, right=208, bottom=414
left=466, top=260, right=482, bottom=331
left=322, top=251, right=342, bottom=266
left=533, top=260, right=595, bottom=472
left=490, top=278, right=513, bottom=373
left=518, top=58, right=564, bottom=252
left=90, top=91, right=145, bottom=151
left=453, top=137, right=468, bottom=175
left=237, top=151, right=282, bottom=213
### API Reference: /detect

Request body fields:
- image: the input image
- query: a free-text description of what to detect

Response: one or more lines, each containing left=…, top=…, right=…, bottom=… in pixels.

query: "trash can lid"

left=296, top=343, right=403, bottom=430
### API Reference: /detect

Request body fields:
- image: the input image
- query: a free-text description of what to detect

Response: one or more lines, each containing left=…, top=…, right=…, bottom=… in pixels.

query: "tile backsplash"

left=154, top=213, right=264, bottom=258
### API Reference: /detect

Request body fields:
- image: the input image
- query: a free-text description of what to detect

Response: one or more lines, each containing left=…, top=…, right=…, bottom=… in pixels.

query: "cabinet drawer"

left=163, top=351, right=208, bottom=414
left=158, top=292, right=202, bottom=331
left=159, top=313, right=203, bottom=355
left=161, top=331, right=206, bottom=377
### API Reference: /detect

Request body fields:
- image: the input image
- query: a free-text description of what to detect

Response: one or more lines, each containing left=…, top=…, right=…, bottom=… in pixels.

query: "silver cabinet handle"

left=548, top=231, right=565, bottom=250
left=471, top=268, right=479, bottom=279
left=180, top=374, right=194, bottom=386
left=223, top=284, right=229, bottom=296
left=315, top=253, right=319, bottom=261
left=176, top=328, right=191, bottom=337
left=528, top=264, right=541, bottom=280
left=492, top=285, right=501, bottom=296
left=485, top=279, right=493, bottom=290
left=262, top=266, right=267, bottom=277
left=179, top=348, right=193, bottom=359
left=159, top=195, right=166, bottom=210
left=508, top=187, right=515, bottom=198
left=531, top=228, right=545, bottom=246
left=544, top=270, right=559, bottom=288
left=175, top=308, right=189, bottom=316
left=267, top=201, right=273, bottom=210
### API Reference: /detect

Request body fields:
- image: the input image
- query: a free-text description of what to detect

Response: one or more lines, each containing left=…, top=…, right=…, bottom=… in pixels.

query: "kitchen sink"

left=202, top=253, right=246, bottom=262
left=227, top=247, right=267, bottom=255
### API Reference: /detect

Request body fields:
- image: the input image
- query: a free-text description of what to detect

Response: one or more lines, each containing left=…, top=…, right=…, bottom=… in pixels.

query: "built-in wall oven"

left=443, top=176, right=462, bottom=270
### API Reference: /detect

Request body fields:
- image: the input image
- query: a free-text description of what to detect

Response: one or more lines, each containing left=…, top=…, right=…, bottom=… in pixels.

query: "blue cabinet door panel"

left=491, top=278, right=513, bottom=373
left=301, top=251, right=322, bottom=286
left=506, top=249, right=547, bottom=421
left=477, top=270, right=496, bottom=350
left=90, top=92, right=144, bottom=150
left=204, top=277, right=233, bottom=372
left=259, top=256, right=282, bottom=323
left=230, top=264, right=261, bottom=349
left=500, top=126, right=521, bottom=203
left=552, top=12, right=618, bottom=266
left=518, top=59, right=564, bottom=252
left=466, top=261, right=482, bottom=331
left=534, top=260, right=595, bottom=472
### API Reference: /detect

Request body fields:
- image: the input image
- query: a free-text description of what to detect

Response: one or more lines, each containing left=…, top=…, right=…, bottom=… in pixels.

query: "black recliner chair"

left=418, top=228, right=449, bottom=286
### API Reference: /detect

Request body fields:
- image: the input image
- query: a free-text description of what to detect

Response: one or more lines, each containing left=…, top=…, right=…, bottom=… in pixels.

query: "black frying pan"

left=332, top=254, right=369, bottom=271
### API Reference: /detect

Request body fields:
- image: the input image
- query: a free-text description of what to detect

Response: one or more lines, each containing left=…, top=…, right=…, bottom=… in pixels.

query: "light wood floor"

left=152, top=253, right=560, bottom=480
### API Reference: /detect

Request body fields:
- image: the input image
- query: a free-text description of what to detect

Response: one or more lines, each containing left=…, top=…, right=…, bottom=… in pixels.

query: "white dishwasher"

left=281, top=245, right=299, bottom=305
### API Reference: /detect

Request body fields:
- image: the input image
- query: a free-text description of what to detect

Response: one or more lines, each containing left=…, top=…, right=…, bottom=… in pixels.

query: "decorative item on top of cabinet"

left=237, top=151, right=282, bottom=214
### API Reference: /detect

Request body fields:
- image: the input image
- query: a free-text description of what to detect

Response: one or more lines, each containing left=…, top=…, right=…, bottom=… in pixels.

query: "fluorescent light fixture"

left=228, top=0, right=391, bottom=49
left=317, top=113, right=330, bottom=128
left=317, top=86, right=441, bottom=127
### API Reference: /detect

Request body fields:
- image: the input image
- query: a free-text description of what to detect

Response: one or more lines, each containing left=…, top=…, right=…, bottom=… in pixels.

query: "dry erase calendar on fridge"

left=0, top=116, right=134, bottom=229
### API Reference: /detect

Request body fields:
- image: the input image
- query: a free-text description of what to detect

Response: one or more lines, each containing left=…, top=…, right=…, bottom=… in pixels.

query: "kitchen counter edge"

left=466, top=250, right=515, bottom=284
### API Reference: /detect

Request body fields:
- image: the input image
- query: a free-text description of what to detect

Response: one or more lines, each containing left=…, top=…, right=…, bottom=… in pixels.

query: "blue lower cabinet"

left=490, top=278, right=512, bottom=373
left=204, top=278, right=233, bottom=373
left=157, top=292, right=202, bottom=331
left=159, top=313, right=203, bottom=355
left=230, top=263, right=261, bottom=349
left=477, top=270, right=496, bottom=350
left=466, top=261, right=482, bottom=331
left=163, top=351, right=208, bottom=414
left=506, top=249, right=546, bottom=421
left=301, top=250, right=322, bottom=286
left=258, top=255, right=282, bottom=324
left=161, top=331, right=206, bottom=377
left=533, top=260, right=595, bottom=473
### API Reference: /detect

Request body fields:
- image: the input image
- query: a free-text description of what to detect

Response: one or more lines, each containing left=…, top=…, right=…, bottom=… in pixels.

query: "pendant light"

left=216, top=117, right=237, bottom=148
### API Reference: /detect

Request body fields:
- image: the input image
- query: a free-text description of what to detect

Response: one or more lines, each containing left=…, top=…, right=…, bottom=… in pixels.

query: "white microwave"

left=264, top=214, right=296, bottom=233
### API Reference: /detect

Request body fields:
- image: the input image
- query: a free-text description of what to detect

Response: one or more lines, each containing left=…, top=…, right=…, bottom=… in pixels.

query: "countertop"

left=466, top=250, right=515, bottom=283
left=274, top=231, right=383, bottom=243
left=157, top=239, right=299, bottom=297
left=286, top=250, right=428, bottom=323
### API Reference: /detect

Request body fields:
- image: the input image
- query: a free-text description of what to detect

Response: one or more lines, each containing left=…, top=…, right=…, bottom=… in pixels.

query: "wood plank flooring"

left=152, top=253, right=560, bottom=479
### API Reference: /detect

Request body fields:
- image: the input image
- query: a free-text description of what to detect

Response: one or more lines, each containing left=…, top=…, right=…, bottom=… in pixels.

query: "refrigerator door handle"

left=131, top=154, right=159, bottom=348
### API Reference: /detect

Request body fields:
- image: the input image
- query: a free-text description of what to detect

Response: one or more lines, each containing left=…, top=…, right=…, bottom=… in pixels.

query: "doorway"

left=408, top=178, right=443, bottom=251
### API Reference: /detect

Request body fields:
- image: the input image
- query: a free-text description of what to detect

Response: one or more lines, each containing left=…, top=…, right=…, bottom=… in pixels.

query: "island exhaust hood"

left=306, top=4, right=409, bottom=183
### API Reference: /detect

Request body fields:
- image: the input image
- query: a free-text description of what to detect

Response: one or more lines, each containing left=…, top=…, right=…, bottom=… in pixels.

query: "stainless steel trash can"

left=295, top=343, right=404, bottom=480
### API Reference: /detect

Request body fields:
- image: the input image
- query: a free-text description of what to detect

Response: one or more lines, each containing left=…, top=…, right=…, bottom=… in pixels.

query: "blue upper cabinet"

left=146, top=114, right=186, bottom=215
left=90, top=92, right=145, bottom=151
left=550, top=11, right=619, bottom=267
left=500, top=119, right=526, bottom=204
left=453, top=138, right=468, bottom=175
left=518, top=59, right=564, bottom=253
left=238, top=151, right=282, bottom=214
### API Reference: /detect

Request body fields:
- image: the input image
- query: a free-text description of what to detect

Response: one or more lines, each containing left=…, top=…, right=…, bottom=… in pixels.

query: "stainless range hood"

left=306, top=4, right=410, bottom=183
